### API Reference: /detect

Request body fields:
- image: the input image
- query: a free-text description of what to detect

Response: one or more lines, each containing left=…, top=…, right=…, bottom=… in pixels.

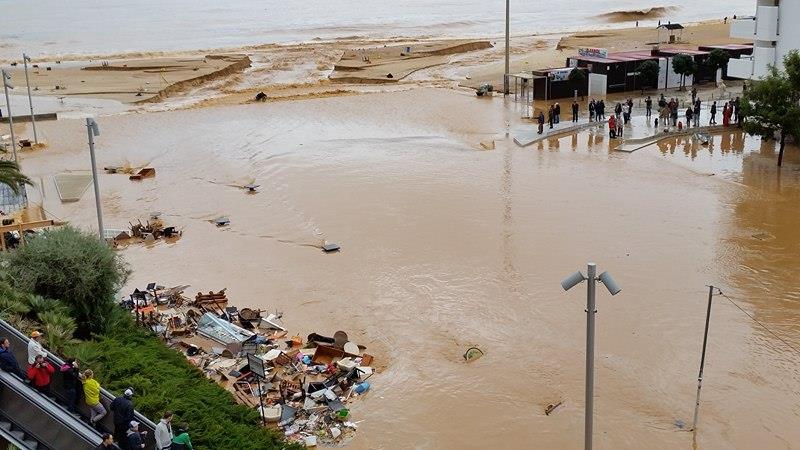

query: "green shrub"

left=66, top=326, right=301, bottom=450
left=4, top=226, right=129, bottom=338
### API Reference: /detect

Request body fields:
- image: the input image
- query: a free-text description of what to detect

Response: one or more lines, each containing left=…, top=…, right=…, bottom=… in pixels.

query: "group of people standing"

left=0, top=332, right=193, bottom=450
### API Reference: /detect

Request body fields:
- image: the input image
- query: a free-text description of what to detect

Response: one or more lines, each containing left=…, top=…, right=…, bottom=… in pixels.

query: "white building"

left=728, top=1, right=800, bottom=79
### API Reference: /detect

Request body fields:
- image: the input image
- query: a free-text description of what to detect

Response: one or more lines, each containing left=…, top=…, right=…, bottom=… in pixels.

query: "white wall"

left=776, top=1, right=800, bottom=68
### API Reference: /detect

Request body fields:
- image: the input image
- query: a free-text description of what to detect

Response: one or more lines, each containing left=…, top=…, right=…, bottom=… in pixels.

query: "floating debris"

left=322, top=242, right=340, bottom=253
left=545, top=401, right=563, bottom=416
left=463, top=346, right=484, bottom=362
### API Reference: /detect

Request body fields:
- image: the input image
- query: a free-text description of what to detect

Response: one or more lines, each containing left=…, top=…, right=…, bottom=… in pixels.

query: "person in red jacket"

left=27, top=354, right=55, bottom=395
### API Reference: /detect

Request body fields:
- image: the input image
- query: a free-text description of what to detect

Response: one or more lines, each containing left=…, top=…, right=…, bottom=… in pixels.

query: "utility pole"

left=22, top=54, right=38, bottom=144
left=504, top=0, right=510, bottom=95
left=85, top=118, right=104, bottom=238
left=1, top=69, right=17, bottom=162
left=692, top=285, right=716, bottom=432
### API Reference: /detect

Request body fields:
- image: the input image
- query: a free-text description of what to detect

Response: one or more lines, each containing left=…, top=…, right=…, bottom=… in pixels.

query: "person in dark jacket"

left=0, top=337, right=24, bottom=378
left=61, top=358, right=81, bottom=412
left=537, top=111, right=545, bottom=134
left=571, top=101, right=579, bottom=123
left=126, top=421, right=147, bottom=450
left=95, top=433, right=121, bottom=450
left=111, top=388, right=136, bottom=449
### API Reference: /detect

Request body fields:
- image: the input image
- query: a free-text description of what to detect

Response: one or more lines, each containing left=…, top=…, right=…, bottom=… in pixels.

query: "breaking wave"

left=599, top=6, right=680, bottom=23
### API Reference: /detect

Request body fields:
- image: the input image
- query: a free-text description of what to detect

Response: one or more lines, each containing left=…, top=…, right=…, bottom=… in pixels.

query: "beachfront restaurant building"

left=528, top=67, right=589, bottom=100
left=566, top=48, right=717, bottom=96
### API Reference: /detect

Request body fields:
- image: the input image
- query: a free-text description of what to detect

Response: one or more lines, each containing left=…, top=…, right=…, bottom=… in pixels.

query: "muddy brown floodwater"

left=20, top=88, right=800, bottom=449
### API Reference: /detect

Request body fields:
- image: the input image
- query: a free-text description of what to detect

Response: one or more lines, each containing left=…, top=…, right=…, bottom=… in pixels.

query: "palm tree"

left=0, top=160, right=32, bottom=195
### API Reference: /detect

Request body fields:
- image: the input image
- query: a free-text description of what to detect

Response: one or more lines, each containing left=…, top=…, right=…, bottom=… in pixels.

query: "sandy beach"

left=5, top=14, right=800, bottom=450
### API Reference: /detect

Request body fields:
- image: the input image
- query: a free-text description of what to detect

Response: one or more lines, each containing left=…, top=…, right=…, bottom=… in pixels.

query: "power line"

left=716, top=290, right=800, bottom=356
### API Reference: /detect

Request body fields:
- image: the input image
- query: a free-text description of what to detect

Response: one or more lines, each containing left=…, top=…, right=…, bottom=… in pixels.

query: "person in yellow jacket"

left=82, top=369, right=107, bottom=428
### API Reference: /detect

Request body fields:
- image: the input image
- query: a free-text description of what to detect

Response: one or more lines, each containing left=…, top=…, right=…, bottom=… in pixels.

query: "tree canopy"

left=637, top=60, right=660, bottom=90
left=708, top=49, right=731, bottom=72
left=4, top=226, right=130, bottom=337
left=672, top=54, right=697, bottom=90
left=740, top=50, right=800, bottom=167
left=0, top=160, right=33, bottom=195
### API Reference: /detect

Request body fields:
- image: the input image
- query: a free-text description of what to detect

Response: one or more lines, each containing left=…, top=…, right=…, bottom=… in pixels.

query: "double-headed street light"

left=561, top=262, right=621, bottom=450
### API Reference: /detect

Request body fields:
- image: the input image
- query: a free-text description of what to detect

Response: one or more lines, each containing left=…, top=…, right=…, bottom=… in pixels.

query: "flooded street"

left=19, top=88, right=800, bottom=449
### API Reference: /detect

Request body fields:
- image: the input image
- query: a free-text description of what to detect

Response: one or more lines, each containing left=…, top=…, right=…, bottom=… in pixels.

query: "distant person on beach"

left=614, top=102, right=622, bottom=118
left=548, top=105, right=554, bottom=129
left=537, top=111, right=545, bottom=134
left=589, top=99, right=595, bottom=122
left=616, top=116, right=623, bottom=138
left=732, top=96, right=740, bottom=122
left=691, top=87, right=697, bottom=104
left=710, top=101, right=717, bottom=125
left=554, top=103, right=561, bottom=124
left=685, top=107, right=694, bottom=128
left=571, top=101, right=579, bottom=123
left=723, top=102, right=732, bottom=127
left=622, top=103, right=630, bottom=124
left=597, top=100, right=605, bottom=120
left=645, top=96, right=652, bottom=118
left=693, top=99, right=701, bottom=127
left=608, top=113, right=617, bottom=139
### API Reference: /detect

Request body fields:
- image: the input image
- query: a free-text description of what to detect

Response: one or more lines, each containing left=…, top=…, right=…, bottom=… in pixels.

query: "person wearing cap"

left=0, top=337, right=24, bottom=378
left=111, top=388, right=135, bottom=449
left=170, top=423, right=193, bottom=450
left=95, top=433, right=121, bottom=450
left=126, top=421, right=147, bottom=449
left=26, top=354, right=55, bottom=395
left=155, top=410, right=174, bottom=450
left=27, top=330, right=46, bottom=366
left=82, top=369, right=107, bottom=428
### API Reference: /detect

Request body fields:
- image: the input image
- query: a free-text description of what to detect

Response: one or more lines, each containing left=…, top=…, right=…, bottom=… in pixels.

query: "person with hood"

left=111, top=388, right=136, bottom=448
left=710, top=101, right=717, bottom=125
left=27, top=330, right=46, bottom=366
left=26, top=354, right=55, bottom=395
left=171, top=423, right=193, bottom=450
left=0, top=337, right=24, bottom=378
left=126, top=421, right=147, bottom=450
left=537, top=110, right=545, bottom=135
left=155, top=411, right=174, bottom=450
left=61, top=358, right=81, bottom=412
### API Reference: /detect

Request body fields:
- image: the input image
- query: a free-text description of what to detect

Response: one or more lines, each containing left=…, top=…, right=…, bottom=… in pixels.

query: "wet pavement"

left=17, top=89, right=800, bottom=449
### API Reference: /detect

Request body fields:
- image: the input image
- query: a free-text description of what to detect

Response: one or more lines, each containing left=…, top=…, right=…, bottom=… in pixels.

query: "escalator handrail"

left=0, top=370, right=101, bottom=446
left=0, top=318, right=159, bottom=432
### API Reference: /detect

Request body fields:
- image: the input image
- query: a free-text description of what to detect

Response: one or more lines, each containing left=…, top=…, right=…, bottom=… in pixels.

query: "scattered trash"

left=479, top=140, right=496, bottom=150
left=214, top=217, right=231, bottom=227
left=463, top=347, right=484, bottom=362
left=243, top=183, right=260, bottom=193
left=674, top=419, right=686, bottom=429
left=107, top=217, right=182, bottom=247
left=120, top=283, right=377, bottom=446
left=129, top=167, right=156, bottom=181
left=322, top=242, right=340, bottom=253
left=255, top=92, right=268, bottom=102
left=476, top=84, right=494, bottom=97
left=545, top=401, right=563, bottom=416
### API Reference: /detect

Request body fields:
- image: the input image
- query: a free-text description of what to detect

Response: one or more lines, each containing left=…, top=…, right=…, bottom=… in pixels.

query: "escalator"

left=0, top=370, right=100, bottom=449
left=0, top=319, right=157, bottom=449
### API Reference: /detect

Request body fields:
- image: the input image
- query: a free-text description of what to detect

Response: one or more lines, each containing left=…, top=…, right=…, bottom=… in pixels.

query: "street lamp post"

left=561, top=263, right=622, bottom=450
left=85, top=118, right=104, bottom=239
left=1, top=69, right=17, bottom=162
left=504, top=0, right=510, bottom=95
left=22, top=54, right=38, bottom=144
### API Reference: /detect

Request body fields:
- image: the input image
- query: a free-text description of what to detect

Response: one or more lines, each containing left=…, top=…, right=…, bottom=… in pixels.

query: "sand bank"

left=4, top=54, right=250, bottom=103
left=330, top=40, right=492, bottom=83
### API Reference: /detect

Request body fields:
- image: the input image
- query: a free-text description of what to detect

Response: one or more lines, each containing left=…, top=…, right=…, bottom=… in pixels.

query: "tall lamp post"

left=561, top=263, right=622, bottom=450
left=1, top=69, right=17, bottom=162
left=503, top=0, right=510, bottom=95
left=22, top=54, right=38, bottom=144
left=85, top=118, right=104, bottom=239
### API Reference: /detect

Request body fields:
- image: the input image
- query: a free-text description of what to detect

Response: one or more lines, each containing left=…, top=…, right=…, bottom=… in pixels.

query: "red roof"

left=699, top=44, right=753, bottom=51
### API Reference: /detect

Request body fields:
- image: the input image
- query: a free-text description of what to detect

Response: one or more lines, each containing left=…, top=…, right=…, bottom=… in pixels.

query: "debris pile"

left=104, top=165, right=156, bottom=180
left=105, top=214, right=182, bottom=247
left=121, top=284, right=375, bottom=447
